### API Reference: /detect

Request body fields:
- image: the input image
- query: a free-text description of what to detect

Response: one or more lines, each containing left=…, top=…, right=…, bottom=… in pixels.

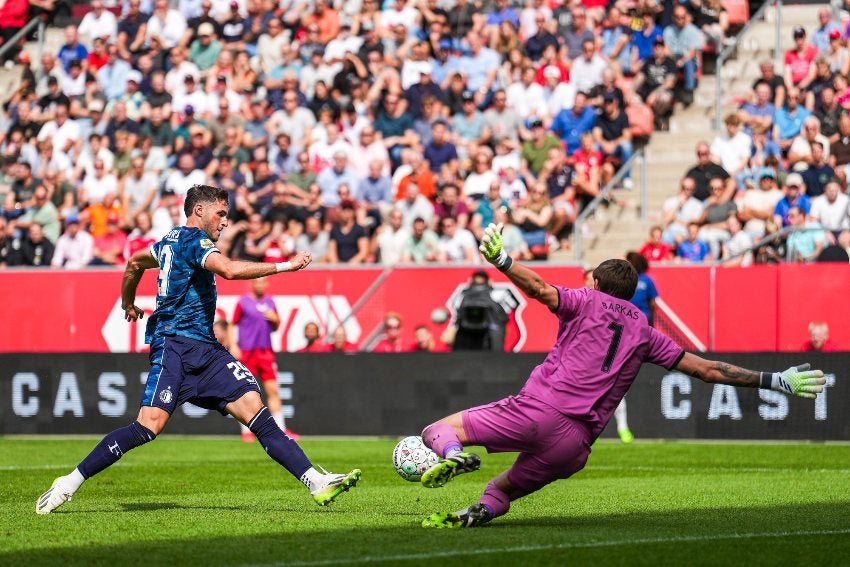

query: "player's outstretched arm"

left=204, top=250, right=312, bottom=280
left=478, top=223, right=559, bottom=309
left=675, top=352, right=826, bottom=399
left=122, top=248, right=160, bottom=322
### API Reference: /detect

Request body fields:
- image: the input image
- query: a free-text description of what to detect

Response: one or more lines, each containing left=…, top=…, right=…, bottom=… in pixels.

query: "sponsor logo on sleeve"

left=200, top=239, right=215, bottom=249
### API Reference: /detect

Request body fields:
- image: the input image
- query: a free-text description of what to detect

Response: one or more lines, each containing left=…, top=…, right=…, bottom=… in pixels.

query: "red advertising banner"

left=0, top=264, right=847, bottom=353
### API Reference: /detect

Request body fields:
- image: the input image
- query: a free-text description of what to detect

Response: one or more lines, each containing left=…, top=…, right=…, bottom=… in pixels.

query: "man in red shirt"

left=373, top=312, right=413, bottom=352
left=802, top=321, right=838, bottom=352
left=784, top=26, right=819, bottom=86
left=638, top=225, right=674, bottom=263
left=297, top=322, right=331, bottom=352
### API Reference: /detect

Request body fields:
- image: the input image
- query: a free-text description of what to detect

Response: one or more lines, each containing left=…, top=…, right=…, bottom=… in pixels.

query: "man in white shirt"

left=36, top=103, right=81, bottom=163
left=809, top=179, right=850, bottom=232
left=570, top=39, right=608, bottom=94
left=506, top=66, right=547, bottom=119
left=78, top=0, right=118, bottom=46
left=164, top=154, right=207, bottom=198
left=51, top=216, right=94, bottom=269
left=710, top=113, right=752, bottom=178
left=437, top=215, right=479, bottom=263
left=146, top=0, right=188, bottom=49
left=661, top=176, right=704, bottom=244
left=267, top=91, right=316, bottom=147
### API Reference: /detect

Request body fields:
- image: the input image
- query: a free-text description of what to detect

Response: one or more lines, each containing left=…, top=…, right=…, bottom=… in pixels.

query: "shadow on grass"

left=5, top=501, right=849, bottom=566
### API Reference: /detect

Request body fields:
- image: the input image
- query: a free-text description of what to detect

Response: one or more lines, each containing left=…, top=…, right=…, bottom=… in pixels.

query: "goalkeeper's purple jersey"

left=519, top=286, right=684, bottom=437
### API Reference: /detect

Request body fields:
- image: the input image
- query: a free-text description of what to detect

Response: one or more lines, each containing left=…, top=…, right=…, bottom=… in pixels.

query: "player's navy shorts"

left=462, top=394, right=592, bottom=492
left=142, top=335, right=261, bottom=415
left=241, top=348, right=277, bottom=383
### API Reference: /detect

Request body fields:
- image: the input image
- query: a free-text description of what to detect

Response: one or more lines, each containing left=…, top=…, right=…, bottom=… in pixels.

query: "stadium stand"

left=0, top=0, right=845, bottom=270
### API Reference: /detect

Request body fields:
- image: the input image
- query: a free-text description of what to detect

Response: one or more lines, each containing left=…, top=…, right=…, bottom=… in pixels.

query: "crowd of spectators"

left=651, top=7, right=850, bottom=266
left=0, top=0, right=730, bottom=268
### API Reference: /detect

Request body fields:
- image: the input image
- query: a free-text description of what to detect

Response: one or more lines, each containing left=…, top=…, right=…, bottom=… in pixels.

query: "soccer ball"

left=392, top=436, right=440, bottom=482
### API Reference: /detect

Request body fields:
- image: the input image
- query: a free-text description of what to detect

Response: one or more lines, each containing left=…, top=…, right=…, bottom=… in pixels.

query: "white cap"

left=126, top=70, right=142, bottom=84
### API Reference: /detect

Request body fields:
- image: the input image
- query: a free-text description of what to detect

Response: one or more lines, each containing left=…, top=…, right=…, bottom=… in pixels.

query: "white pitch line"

left=246, top=528, right=850, bottom=567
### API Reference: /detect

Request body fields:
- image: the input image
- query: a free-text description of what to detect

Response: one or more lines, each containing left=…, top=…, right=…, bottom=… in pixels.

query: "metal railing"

left=713, top=0, right=777, bottom=131
left=573, top=148, right=647, bottom=261
left=0, top=16, right=46, bottom=68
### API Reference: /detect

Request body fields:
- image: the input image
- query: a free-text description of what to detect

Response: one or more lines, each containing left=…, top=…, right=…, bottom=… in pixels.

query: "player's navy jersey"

left=146, top=226, right=220, bottom=345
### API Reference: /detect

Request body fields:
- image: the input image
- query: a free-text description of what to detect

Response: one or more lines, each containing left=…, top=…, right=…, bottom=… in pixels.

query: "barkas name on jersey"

left=601, top=300, right=641, bottom=320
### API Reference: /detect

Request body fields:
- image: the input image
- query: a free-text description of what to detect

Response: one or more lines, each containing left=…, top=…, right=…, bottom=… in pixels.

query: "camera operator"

left=453, top=270, right=509, bottom=351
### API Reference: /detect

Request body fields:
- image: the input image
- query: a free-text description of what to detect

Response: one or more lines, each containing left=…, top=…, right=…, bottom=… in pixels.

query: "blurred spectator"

left=721, top=215, right=754, bottom=267
left=51, top=214, right=94, bottom=268
left=550, top=92, right=596, bottom=156
left=788, top=116, right=830, bottom=169
left=317, top=151, right=360, bottom=208
left=739, top=168, right=783, bottom=239
left=437, top=215, right=477, bottom=263
left=562, top=7, right=594, bottom=61
left=230, top=211, right=268, bottom=262
left=396, top=151, right=437, bottom=201
left=799, top=141, right=835, bottom=198
left=710, top=113, right=751, bottom=190
left=90, top=213, right=128, bottom=265
left=639, top=225, right=674, bottom=263
left=423, top=120, right=458, bottom=176
left=684, top=141, right=735, bottom=201
left=635, top=36, right=676, bottom=129
left=522, top=118, right=562, bottom=181
left=13, top=184, right=60, bottom=243
left=537, top=145, right=576, bottom=248
left=470, top=181, right=509, bottom=239
left=784, top=26, right=818, bottom=87
left=373, top=311, right=412, bottom=353
left=400, top=215, right=439, bottom=263
left=151, top=189, right=186, bottom=239
left=462, top=149, right=497, bottom=201
left=691, top=0, right=728, bottom=49
left=295, top=215, right=330, bottom=262
left=513, top=181, right=552, bottom=258
left=625, top=251, right=658, bottom=326
left=697, top=178, right=737, bottom=258
left=809, top=180, right=850, bottom=235
left=662, top=177, right=704, bottom=245
left=773, top=173, right=811, bottom=228
left=79, top=0, right=118, bottom=45
left=297, top=321, right=329, bottom=352
left=328, top=326, right=358, bottom=353
left=325, top=198, right=368, bottom=263
left=739, top=82, right=776, bottom=135
left=8, top=223, right=53, bottom=267
left=413, top=324, right=448, bottom=352
left=507, top=65, right=546, bottom=120
left=802, top=321, right=838, bottom=351
left=0, top=0, right=30, bottom=65
left=593, top=93, right=633, bottom=187
left=395, top=182, right=434, bottom=229
left=663, top=5, right=703, bottom=106
left=124, top=210, right=157, bottom=259
left=433, top=183, right=469, bottom=230
left=786, top=205, right=828, bottom=262
left=164, top=153, right=206, bottom=199
left=676, top=222, right=711, bottom=263
left=57, top=26, right=88, bottom=73
left=146, top=0, right=188, bottom=50
left=571, top=39, right=607, bottom=95
left=372, top=208, right=408, bottom=264
left=775, top=87, right=811, bottom=152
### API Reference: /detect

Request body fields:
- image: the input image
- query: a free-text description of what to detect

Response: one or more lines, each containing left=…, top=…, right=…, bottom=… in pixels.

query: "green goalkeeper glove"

left=478, top=223, right=512, bottom=272
left=760, top=364, right=826, bottom=399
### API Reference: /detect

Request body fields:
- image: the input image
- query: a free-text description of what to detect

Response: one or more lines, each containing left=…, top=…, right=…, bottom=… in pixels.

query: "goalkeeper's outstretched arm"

left=676, top=352, right=826, bottom=399
left=478, top=223, right=559, bottom=310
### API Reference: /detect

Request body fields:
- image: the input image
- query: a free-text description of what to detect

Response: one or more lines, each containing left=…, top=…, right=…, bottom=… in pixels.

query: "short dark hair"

left=625, top=251, right=649, bottom=274
left=184, top=184, right=228, bottom=217
left=593, top=259, right=638, bottom=300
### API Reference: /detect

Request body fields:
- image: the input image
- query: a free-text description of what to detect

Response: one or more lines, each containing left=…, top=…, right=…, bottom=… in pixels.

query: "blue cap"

left=758, top=167, right=776, bottom=180
left=66, top=214, right=80, bottom=224
left=438, top=39, right=452, bottom=50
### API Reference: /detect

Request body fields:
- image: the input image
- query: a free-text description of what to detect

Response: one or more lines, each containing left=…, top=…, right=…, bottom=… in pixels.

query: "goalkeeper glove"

left=760, top=364, right=826, bottom=399
left=478, top=223, right=513, bottom=272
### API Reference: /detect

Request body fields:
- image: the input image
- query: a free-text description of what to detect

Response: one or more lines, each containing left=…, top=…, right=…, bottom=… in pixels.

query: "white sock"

left=272, top=408, right=284, bottom=430
left=614, top=399, right=629, bottom=432
left=65, top=468, right=86, bottom=493
left=445, top=447, right=463, bottom=458
left=240, top=423, right=251, bottom=434
left=299, top=467, right=325, bottom=491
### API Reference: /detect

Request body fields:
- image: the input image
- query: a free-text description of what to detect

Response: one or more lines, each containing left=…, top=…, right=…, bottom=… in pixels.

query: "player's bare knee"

left=136, top=407, right=169, bottom=435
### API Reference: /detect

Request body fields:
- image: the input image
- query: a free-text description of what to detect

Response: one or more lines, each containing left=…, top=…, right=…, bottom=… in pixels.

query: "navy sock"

left=77, top=421, right=156, bottom=479
left=248, top=407, right=311, bottom=480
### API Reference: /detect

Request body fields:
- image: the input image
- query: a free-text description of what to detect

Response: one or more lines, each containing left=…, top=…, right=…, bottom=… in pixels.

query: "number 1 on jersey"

left=602, top=322, right=624, bottom=372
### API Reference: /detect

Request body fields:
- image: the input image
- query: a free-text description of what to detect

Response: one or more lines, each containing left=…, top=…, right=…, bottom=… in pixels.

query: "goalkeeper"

left=418, top=222, right=826, bottom=529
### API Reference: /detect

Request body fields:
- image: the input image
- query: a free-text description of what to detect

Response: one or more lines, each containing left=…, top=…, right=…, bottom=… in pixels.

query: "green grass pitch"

left=2, top=437, right=849, bottom=566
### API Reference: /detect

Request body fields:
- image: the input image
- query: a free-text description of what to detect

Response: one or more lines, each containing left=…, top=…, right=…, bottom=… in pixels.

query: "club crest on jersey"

left=200, top=238, right=215, bottom=249
left=159, top=387, right=173, bottom=404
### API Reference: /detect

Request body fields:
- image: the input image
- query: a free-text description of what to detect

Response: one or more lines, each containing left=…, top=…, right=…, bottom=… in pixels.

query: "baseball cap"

left=830, top=29, right=842, bottom=40
left=107, top=213, right=121, bottom=224
left=543, top=65, right=560, bottom=79
left=653, top=35, right=665, bottom=46
left=785, top=172, right=804, bottom=187
left=184, top=74, right=196, bottom=83
left=419, top=62, right=433, bottom=75
left=198, top=22, right=215, bottom=36
left=793, top=25, right=806, bottom=38
left=87, top=99, right=105, bottom=113
left=339, top=198, right=356, bottom=210
left=361, top=20, right=375, bottom=31
left=18, top=51, right=30, bottom=64
left=758, top=167, right=776, bottom=180
left=603, top=91, right=617, bottom=102
left=461, top=90, right=475, bottom=102
left=229, top=0, right=239, bottom=10
left=66, top=214, right=80, bottom=225
left=184, top=104, right=195, bottom=115
left=126, top=70, right=142, bottom=84
left=529, top=118, right=544, bottom=128
left=438, top=39, right=452, bottom=50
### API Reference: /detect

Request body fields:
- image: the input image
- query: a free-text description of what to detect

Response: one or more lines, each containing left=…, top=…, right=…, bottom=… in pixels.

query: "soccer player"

left=36, top=185, right=361, bottom=515
left=231, top=277, right=299, bottom=442
left=418, top=223, right=825, bottom=528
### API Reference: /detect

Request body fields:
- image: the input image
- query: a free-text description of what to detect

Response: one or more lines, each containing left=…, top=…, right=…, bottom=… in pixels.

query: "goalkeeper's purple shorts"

left=461, top=394, right=592, bottom=493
